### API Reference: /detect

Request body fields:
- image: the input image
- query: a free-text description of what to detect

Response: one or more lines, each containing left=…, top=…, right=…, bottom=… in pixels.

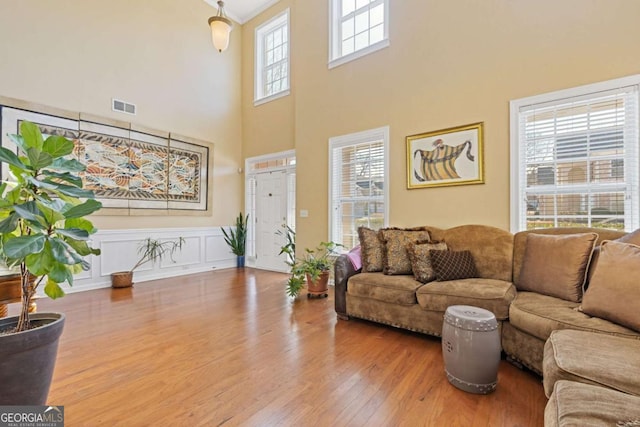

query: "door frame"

left=245, top=150, right=296, bottom=271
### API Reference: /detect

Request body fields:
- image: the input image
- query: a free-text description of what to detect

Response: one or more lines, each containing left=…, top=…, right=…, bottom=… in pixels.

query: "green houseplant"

left=0, top=121, right=102, bottom=404
left=110, top=237, right=185, bottom=288
left=285, top=240, right=341, bottom=298
left=221, top=212, right=248, bottom=268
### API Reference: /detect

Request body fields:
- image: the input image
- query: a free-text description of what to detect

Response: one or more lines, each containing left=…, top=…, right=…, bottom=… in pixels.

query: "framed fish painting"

left=406, top=122, right=484, bottom=189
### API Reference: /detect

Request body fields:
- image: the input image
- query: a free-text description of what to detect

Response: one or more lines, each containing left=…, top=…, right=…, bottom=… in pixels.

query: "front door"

left=254, top=171, right=288, bottom=272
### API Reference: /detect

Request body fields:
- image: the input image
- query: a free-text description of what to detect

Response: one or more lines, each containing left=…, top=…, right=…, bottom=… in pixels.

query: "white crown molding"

left=203, top=0, right=282, bottom=25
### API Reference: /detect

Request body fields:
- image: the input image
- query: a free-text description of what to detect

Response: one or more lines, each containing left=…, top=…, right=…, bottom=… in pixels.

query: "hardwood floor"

left=18, top=269, right=546, bottom=426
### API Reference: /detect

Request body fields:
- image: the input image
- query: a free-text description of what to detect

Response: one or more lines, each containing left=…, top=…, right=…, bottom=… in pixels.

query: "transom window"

left=329, top=126, right=389, bottom=249
left=255, top=9, right=290, bottom=105
left=329, top=0, right=389, bottom=69
left=510, top=75, right=640, bottom=232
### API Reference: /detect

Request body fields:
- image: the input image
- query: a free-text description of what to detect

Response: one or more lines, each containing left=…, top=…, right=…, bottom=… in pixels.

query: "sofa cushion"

left=379, top=228, right=431, bottom=275
left=517, top=233, right=597, bottom=302
left=581, top=240, right=640, bottom=332
left=358, top=227, right=385, bottom=272
left=543, top=330, right=640, bottom=398
left=430, top=250, right=478, bottom=281
left=407, top=240, right=447, bottom=283
left=416, top=278, right=516, bottom=320
left=427, top=225, right=514, bottom=282
left=545, top=380, right=640, bottom=427
left=347, top=272, right=422, bottom=306
left=508, top=292, right=640, bottom=342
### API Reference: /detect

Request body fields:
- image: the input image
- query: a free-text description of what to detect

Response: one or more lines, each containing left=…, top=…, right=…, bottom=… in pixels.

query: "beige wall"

left=0, top=0, right=244, bottom=229
left=243, top=0, right=640, bottom=251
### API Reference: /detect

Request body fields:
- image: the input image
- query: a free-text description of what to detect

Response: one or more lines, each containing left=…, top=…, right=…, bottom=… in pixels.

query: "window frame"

left=328, top=126, right=390, bottom=249
left=509, top=74, right=640, bottom=232
left=254, top=8, right=290, bottom=106
left=328, top=0, right=390, bottom=70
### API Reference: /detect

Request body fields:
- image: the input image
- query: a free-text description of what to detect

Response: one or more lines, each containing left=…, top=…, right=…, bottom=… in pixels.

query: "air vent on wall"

left=112, top=98, right=136, bottom=115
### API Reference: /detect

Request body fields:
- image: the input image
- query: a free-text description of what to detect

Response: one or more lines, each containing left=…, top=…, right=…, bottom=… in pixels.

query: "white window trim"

left=254, top=8, right=290, bottom=106
left=509, top=74, right=640, bottom=232
left=328, top=126, right=390, bottom=244
left=328, top=0, right=390, bottom=70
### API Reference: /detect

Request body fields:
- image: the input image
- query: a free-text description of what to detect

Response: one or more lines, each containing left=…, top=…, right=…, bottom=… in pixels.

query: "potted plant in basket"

left=0, top=121, right=102, bottom=405
left=221, top=212, right=248, bottom=268
left=285, top=240, right=341, bottom=298
left=110, top=237, right=185, bottom=288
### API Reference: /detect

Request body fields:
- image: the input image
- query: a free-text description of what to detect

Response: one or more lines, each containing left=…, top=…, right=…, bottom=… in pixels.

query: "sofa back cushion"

left=581, top=240, right=640, bottom=332
left=427, top=225, right=514, bottom=282
left=513, top=227, right=625, bottom=289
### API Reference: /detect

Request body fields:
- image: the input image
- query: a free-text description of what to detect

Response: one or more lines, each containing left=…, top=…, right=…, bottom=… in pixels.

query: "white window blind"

left=329, top=127, right=389, bottom=249
left=512, top=80, right=640, bottom=232
left=255, top=9, right=290, bottom=104
left=329, top=0, right=389, bottom=68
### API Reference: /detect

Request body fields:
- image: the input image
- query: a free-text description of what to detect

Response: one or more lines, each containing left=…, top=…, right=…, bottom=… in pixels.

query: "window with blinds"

left=511, top=76, right=640, bottom=232
left=255, top=9, right=290, bottom=105
left=329, top=0, right=389, bottom=69
left=329, top=126, right=389, bottom=249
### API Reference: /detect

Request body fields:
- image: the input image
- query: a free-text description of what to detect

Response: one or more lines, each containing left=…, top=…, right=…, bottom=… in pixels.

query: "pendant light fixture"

left=208, top=1, right=233, bottom=53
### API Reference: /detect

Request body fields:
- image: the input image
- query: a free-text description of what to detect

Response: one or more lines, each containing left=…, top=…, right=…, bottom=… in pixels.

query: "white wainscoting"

left=68, top=227, right=236, bottom=293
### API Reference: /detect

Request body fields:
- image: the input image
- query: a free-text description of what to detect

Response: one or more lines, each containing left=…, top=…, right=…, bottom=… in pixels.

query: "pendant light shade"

left=208, top=1, right=233, bottom=53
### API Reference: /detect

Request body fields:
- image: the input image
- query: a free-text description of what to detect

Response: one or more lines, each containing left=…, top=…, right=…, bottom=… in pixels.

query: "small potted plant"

left=0, top=121, right=102, bottom=404
left=286, top=241, right=341, bottom=298
left=110, top=237, right=185, bottom=288
left=221, top=212, right=248, bottom=268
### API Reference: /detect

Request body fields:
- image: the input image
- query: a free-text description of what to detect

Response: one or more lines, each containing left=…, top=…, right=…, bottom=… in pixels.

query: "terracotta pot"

left=111, top=271, right=134, bottom=288
left=306, top=270, right=329, bottom=293
left=0, top=313, right=65, bottom=405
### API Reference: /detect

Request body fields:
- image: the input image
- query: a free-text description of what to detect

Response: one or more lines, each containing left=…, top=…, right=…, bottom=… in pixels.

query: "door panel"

left=255, top=171, right=288, bottom=271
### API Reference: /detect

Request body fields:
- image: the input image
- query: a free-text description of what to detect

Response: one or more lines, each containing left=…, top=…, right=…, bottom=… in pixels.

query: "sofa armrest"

left=334, top=254, right=360, bottom=320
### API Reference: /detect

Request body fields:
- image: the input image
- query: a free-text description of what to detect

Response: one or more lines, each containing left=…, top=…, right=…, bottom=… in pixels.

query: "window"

left=510, top=75, right=640, bottom=232
left=329, top=126, right=389, bottom=249
left=329, top=0, right=389, bottom=69
left=255, top=9, right=290, bottom=105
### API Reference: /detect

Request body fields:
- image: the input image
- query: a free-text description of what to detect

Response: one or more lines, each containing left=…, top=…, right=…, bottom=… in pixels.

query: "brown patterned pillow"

left=430, top=250, right=478, bottom=281
left=358, top=227, right=385, bottom=272
left=379, top=228, right=431, bottom=275
left=407, top=241, right=448, bottom=283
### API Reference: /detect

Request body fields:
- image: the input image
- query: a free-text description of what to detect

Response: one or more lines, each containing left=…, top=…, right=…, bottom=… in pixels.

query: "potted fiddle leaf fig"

left=221, top=212, right=248, bottom=268
left=0, top=121, right=102, bottom=405
left=110, top=237, right=185, bottom=288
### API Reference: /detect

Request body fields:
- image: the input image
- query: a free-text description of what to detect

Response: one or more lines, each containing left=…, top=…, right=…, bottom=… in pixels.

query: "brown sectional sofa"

left=334, top=224, right=640, bottom=375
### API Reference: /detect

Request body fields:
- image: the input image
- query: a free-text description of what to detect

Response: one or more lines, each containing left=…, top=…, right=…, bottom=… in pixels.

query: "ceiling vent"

left=112, top=98, right=136, bottom=115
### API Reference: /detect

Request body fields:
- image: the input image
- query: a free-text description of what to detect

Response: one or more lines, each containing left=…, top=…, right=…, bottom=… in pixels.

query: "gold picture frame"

left=406, top=122, right=484, bottom=189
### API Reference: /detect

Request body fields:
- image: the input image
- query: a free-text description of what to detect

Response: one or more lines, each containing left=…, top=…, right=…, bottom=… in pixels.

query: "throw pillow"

left=379, top=228, right=431, bottom=275
left=518, top=233, right=597, bottom=302
left=429, top=249, right=478, bottom=281
left=407, top=240, right=448, bottom=283
left=358, top=227, right=385, bottom=272
left=581, top=240, right=640, bottom=333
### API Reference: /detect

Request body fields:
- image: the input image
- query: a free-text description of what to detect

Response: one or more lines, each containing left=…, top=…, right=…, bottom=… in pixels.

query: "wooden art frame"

left=406, top=122, right=484, bottom=189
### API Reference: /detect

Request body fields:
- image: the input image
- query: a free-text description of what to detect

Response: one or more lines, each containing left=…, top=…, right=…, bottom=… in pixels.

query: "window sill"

left=328, top=39, right=390, bottom=70
left=254, top=89, right=291, bottom=107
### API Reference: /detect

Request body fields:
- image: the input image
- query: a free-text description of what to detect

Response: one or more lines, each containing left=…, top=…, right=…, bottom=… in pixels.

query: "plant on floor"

left=221, top=212, right=248, bottom=267
left=285, top=240, right=341, bottom=298
left=0, top=121, right=102, bottom=332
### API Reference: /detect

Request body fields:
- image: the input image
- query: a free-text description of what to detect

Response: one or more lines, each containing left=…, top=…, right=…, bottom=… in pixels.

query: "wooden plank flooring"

left=18, top=268, right=546, bottom=426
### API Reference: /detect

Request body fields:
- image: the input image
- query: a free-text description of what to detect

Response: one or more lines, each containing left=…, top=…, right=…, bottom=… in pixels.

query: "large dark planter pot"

left=237, top=256, right=245, bottom=268
left=0, top=313, right=65, bottom=405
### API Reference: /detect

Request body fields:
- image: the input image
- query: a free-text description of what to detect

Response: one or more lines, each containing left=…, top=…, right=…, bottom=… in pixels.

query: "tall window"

left=329, top=126, right=389, bottom=248
left=510, top=75, right=640, bottom=232
left=329, top=0, right=389, bottom=69
left=255, top=9, right=290, bottom=105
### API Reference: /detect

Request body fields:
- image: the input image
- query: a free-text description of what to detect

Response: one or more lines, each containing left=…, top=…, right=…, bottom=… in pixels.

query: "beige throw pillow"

left=379, top=228, right=431, bottom=275
left=518, top=233, right=597, bottom=302
left=358, top=227, right=385, bottom=272
left=581, top=240, right=640, bottom=333
left=407, top=241, right=448, bottom=283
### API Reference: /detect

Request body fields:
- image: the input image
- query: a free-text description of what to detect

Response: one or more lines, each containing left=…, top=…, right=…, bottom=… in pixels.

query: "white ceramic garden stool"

left=442, top=305, right=501, bottom=394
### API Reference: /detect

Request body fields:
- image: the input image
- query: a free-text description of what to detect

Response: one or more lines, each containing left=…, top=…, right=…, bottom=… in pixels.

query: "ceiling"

left=204, top=0, right=281, bottom=24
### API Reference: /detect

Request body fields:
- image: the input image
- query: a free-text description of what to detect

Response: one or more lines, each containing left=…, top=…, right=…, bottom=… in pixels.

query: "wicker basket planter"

left=111, top=271, right=134, bottom=288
